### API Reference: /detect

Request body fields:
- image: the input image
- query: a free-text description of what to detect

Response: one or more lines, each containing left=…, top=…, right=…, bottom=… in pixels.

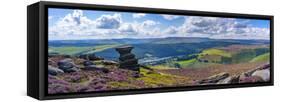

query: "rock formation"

left=48, top=65, right=64, bottom=75
left=196, top=63, right=270, bottom=84
left=58, top=58, right=80, bottom=72
left=198, top=72, right=230, bottom=84
left=101, top=60, right=118, bottom=65
left=78, top=53, right=104, bottom=61
left=115, top=46, right=139, bottom=72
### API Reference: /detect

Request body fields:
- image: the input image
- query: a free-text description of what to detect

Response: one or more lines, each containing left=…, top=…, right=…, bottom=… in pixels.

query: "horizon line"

left=48, top=36, right=270, bottom=41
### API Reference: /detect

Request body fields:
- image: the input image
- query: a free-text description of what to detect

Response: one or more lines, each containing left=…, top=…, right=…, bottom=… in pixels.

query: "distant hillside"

left=250, top=53, right=270, bottom=62
left=48, top=37, right=270, bottom=62
left=174, top=45, right=270, bottom=68
left=49, top=37, right=270, bottom=47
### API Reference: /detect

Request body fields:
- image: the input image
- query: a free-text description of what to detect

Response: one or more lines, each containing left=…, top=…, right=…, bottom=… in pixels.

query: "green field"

left=177, top=59, right=197, bottom=67
left=48, top=44, right=122, bottom=55
left=162, top=46, right=270, bottom=69
left=199, top=49, right=231, bottom=57
left=250, top=53, right=270, bottom=62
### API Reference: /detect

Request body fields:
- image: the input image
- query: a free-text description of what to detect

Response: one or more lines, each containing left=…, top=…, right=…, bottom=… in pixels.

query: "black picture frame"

left=27, top=1, right=274, bottom=100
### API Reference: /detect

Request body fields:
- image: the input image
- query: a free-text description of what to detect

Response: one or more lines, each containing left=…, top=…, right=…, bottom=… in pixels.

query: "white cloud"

left=162, top=15, right=180, bottom=20
left=49, top=10, right=124, bottom=40
left=49, top=10, right=162, bottom=40
left=176, top=16, right=269, bottom=39
left=118, top=23, right=137, bottom=35
left=141, top=20, right=159, bottom=28
left=147, top=27, right=162, bottom=37
left=49, top=10, right=269, bottom=40
left=95, top=13, right=122, bottom=29
left=49, top=10, right=96, bottom=37
left=133, top=13, right=146, bottom=18
left=163, top=26, right=178, bottom=34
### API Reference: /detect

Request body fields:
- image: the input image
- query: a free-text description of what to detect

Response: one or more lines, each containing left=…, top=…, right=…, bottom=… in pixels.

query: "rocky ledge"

left=196, top=63, right=270, bottom=85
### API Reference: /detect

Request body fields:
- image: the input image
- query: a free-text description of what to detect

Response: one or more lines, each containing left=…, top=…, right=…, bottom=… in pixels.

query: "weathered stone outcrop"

left=78, top=53, right=104, bottom=61
left=83, top=60, right=94, bottom=66
left=58, top=58, right=80, bottom=73
left=116, top=46, right=139, bottom=72
left=101, top=60, right=118, bottom=65
left=197, top=63, right=270, bottom=84
left=48, top=65, right=64, bottom=75
left=198, top=72, right=230, bottom=84
left=81, top=60, right=109, bottom=73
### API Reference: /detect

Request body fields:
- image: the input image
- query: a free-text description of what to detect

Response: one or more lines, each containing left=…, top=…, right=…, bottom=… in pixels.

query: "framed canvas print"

left=27, top=1, right=274, bottom=100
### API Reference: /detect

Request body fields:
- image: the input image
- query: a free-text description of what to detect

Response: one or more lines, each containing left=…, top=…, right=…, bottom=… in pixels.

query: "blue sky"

left=48, top=8, right=270, bottom=40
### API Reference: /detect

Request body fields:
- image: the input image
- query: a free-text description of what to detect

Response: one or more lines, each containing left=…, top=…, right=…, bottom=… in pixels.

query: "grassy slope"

left=165, top=46, right=269, bottom=69
left=250, top=53, right=270, bottom=62
left=175, top=49, right=231, bottom=68
left=49, top=44, right=122, bottom=55
left=198, top=49, right=232, bottom=64
left=149, top=65, right=178, bottom=69
left=49, top=46, right=94, bottom=55
left=107, top=68, right=190, bottom=88
left=137, top=68, right=190, bottom=87
left=176, top=59, right=197, bottom=67
left=200, top=49, right=231, bottom=57
left=83, top=44, right=122, bottom=54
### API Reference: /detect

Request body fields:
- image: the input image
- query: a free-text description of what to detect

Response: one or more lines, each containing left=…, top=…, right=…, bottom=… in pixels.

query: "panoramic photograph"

left=48, top=8, right=270, bottom=94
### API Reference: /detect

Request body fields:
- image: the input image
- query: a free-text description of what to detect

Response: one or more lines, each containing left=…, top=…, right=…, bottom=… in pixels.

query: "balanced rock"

left=116, top=46, right=139, bottom=71
left=119, top=53, right=135, bottom=61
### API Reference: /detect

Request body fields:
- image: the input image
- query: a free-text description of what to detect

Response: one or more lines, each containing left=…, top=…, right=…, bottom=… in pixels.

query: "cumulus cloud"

left=176, top=16, right=269, bottom=39
left=163, top=26, right=178, bottom=34
left=95, top=13, right=122, bottom=29
left=210, top=29, right=270, bottom=40
left=49, top=9, right=269, bottom=40
left=148, top=28, right=162, bottom=37
left=133, top=13, right=146, bottom=18
left=49, top=10, right=96, bottom=37
left=162, top=15, right=180, bottom=20
left=49, top=10, right=126, bottom=40
left=118, top=23, right=137, bottom=34
left=141, top=20, right=159, bottom=28
left=120, top=20, right=161, bottom=38
left=49, top=10, right=162, bottom=40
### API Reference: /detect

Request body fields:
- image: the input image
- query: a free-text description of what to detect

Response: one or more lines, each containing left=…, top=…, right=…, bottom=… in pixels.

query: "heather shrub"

left=63, top=72, right=89, bottom=83
left=48, top=75, right=72, bottom=94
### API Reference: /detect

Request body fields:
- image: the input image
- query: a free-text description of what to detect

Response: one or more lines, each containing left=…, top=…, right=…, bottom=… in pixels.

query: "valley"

left=48, top=37, right=271, bottom=94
